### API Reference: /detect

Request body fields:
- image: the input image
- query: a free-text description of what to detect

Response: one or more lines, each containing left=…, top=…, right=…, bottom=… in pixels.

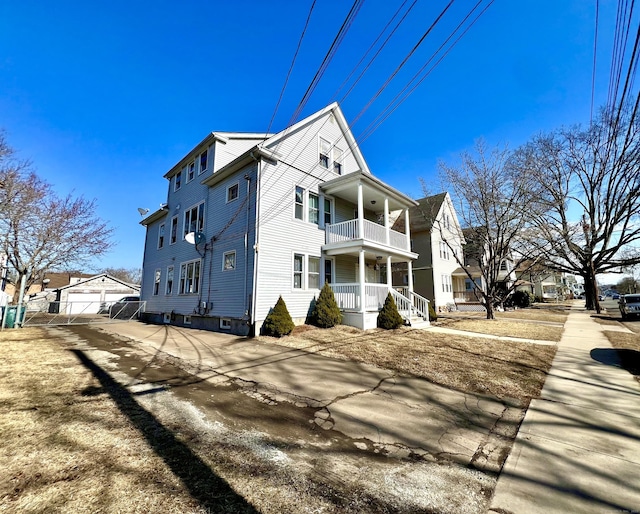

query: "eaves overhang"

left=201, top=146, right=280, bottom=188
left=140, top=207, right=169, bottom=226
left=320, top=170, right=418, bottom=211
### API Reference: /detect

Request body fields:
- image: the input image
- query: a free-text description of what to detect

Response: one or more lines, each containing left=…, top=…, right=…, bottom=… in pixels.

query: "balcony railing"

left=326, top=219, right=409, bottom=252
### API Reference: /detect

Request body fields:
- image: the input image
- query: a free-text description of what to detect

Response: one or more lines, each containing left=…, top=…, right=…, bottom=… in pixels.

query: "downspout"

left=250, top=151, right=261, bottom=335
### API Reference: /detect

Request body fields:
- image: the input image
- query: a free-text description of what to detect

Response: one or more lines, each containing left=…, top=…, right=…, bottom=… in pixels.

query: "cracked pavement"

left=87, top=322, right=522, bottom=472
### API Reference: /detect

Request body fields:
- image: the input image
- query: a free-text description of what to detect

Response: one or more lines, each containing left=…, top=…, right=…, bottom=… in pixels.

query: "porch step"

left=407, top=317, right=430, bottom=328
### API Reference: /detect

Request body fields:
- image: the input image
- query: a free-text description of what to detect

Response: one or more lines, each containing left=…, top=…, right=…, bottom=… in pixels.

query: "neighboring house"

left=4, top=271, right=94, bottom=303
left=391, top=192, right=465, bottom=311
left=49, top=274, right=140, bottom=314
left=140, top=103, right=427, bottom=335
left=515, top=262, right=575, bottom=301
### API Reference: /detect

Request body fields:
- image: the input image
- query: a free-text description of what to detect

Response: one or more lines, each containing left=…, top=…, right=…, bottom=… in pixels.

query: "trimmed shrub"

left=311, top=282, right=342, bottom=328
left=262, top=296, right=295, bottom=337
left=510, top=290, right=534, bottom=308
left=428, top=301, right=438, bottom=322
left=377, top=292, right=404, bottom=329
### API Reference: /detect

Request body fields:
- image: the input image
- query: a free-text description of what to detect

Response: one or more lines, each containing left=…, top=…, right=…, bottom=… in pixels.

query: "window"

left=221, top=318, right=231, bottom=330
left=184, top=315, right=192, bottom=325
left=223, top=250, right=236, bottom=271
left=308, top=256, right=320, bottom=289
left=500, top=260, right=508, bottom=271
left=153, top=269, right=161, bottom=295
left=179, top=260, right=201, bottom=294
left=308, top=193, right=319, bottom=225
left=324, top=259, right=333, bottom=285
left=333, top=147, right=343, bottom=174
left=442, top=274, right=452, bottom=293
left=319, top=138, right=331, bottom=168
left=295, top=186, right=304, bottom=220
left=324, top=198, right=332, bottom=225
left=199, top=150, right=208, bottom=175
left=170, top=216, right=178, bottom=244
left=174, top=170, right=182, bottom=191
left=183, top=202, right=205, bottom=237
left=293, top=254, right=303, bottom=289
left=187, top=162, right=195, bottom=183
left=158, top=223, right=165, bottom=249
left=166, top=265, right=174, bottom=295
left=227, top=183, right=239, bottom=203
left=440, top=241, right=450, bottom=260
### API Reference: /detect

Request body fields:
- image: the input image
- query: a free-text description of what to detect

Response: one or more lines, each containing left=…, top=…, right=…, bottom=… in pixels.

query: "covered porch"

left=321, top=171, right=428, bottom=329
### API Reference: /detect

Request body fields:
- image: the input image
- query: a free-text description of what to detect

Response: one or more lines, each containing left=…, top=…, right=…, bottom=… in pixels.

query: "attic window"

left=174, top=171, right=182, bottom=191
left=199, top=150, right=208, bottom=174
left=333, top=147, right=343, bottom=174
left=319, top=138, right=331, bottom=168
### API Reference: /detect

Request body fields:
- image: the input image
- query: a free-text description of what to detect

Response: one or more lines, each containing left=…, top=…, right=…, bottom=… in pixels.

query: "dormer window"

left=319, top=138, right=331, bottom=168
left=187, top=162, right=195, bottom=182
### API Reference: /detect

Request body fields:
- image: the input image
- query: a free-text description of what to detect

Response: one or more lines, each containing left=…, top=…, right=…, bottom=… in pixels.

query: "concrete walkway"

left=489, top=306, right=640, bottom=513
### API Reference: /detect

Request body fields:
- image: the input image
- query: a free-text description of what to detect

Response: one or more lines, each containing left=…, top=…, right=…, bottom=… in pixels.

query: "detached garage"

left=54, top=274, right=140, bottom=315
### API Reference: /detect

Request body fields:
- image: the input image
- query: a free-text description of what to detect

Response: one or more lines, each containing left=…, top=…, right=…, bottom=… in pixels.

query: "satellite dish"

left=137, top=207, right=149, bottom=216
left=185, top=232, right=206, bottom=245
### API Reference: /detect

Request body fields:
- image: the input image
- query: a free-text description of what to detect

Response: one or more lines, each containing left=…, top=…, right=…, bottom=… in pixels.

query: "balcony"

left=325, top=219, right=410, bottom=254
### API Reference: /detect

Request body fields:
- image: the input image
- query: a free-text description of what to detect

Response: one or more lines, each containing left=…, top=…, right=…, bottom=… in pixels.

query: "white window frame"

left=198, top=149, right=208, bottom=175
left=179, top=259, right=201, bottom=295
left=220, top=318, right=231, bottom=330
left=183, top=201, right=205, bottom=238
left=308, top=192, right=319, bottom=225
left=170, top=216, right=178, bottom=245
left=153, top=269, right=161, bottom=296
left=294, top=186, right=304, bottom=220
left=323, top=257, right=334, bottom=286
left=187, top=162, right=195, bottom=183
left=333, top=146, right=343, bottom=174
left=227, top=182, right=239, bottom=203
left=319, top=137, right=331, bottom=168
left=165, top=265, right=174, bottom=295
left=174, top=170, right=182, bottom=191
left=184, top=315, right=192, bottom=325
left=158, top=223, right=165, bottom=249
left=223, top=250, right=236, bottom=271
left=293, top=253, right=321, bottom=290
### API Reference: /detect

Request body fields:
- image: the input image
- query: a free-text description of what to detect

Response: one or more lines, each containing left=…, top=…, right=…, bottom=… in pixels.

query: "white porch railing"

left=332, top=283, right=428, bottom=322
left=326, top=219, right=409, bottom=252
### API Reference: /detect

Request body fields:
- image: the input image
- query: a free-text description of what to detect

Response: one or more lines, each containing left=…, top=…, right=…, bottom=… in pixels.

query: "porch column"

left=357, top=181, right=364, bottom=239
left=404, top=208, right=411, bottom=251
left=386, top=256, right=392, bottom=289
left=359, top=249, right=366, bottom=313
left=384, top=198, right=390, bottom=246
left=407, top=260, right=414, bottom=294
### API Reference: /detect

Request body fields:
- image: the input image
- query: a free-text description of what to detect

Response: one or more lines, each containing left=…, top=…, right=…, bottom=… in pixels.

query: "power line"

left=265, top=0, right=317, bottom=138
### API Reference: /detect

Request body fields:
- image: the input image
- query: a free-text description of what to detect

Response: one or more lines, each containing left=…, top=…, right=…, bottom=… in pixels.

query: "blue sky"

left=0, top=0, right=622, bottom=271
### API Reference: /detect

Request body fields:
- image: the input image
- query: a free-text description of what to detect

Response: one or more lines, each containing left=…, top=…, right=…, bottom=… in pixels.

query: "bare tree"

left=513, top=104, right=640, bottom=312
left=438, top=140, right=545, bottom=319
left=0, top=133, right=114, bottom=301
left=99, top=267, right=142, bottom=285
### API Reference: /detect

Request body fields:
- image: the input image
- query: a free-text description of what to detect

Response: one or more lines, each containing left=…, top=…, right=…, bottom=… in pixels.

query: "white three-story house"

left=140, top=103, right=427, bottom=335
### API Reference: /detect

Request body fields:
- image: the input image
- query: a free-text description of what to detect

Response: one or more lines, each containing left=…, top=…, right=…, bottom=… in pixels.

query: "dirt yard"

left=0, top=322, right=558, bottom=513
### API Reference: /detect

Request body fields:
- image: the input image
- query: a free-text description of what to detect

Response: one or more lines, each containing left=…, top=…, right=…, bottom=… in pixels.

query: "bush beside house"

left=377, top=293, right=404, bottom=330
left=262, top=296, right=295, bottom=337
left=311, top=283, right=342, bottom=328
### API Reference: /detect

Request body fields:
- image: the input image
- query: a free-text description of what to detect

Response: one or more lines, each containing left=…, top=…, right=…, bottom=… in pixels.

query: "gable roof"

left=54, top=273, right=140, bottom=292
left=393, top=192, right=447, bottom=232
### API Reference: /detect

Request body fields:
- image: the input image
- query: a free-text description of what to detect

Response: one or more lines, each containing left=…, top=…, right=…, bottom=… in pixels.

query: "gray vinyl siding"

left=334, top=255, right=357, bottom=283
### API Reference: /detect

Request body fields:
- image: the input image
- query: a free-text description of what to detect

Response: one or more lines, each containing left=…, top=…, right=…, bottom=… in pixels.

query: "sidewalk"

left=489, top=306, right=640, bottom=513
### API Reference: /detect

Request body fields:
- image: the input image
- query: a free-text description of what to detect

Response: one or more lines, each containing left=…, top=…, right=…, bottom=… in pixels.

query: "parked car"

left=619, top=294, right=640, bottom=320
left=109, top=296, right=141, bottom=319
left=612, top=292, right=620, bottom=300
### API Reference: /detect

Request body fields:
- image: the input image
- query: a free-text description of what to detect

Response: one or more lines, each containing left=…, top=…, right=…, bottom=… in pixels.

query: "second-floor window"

left=183, top=202, right=205, bottom=237
left=440, top=241, right=450, bottom=260
left=295, top=186, right=304, bottom=220
left=324, top=198, right=332, bottom=225
left=309, top=193, right=319, bottom=225
left=227, top=183, right=239, bottom=202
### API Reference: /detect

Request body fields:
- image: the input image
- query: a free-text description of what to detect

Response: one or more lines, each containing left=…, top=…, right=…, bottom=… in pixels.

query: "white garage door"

left=66, top=293, right=102, bottom=314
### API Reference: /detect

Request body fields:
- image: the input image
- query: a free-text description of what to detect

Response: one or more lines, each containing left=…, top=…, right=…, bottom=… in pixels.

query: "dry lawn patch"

left=496, top=308, right=569, bottom=324
left=438, top=319, right=563, bottom=341
left=266, top=326, right=556, bottom=403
